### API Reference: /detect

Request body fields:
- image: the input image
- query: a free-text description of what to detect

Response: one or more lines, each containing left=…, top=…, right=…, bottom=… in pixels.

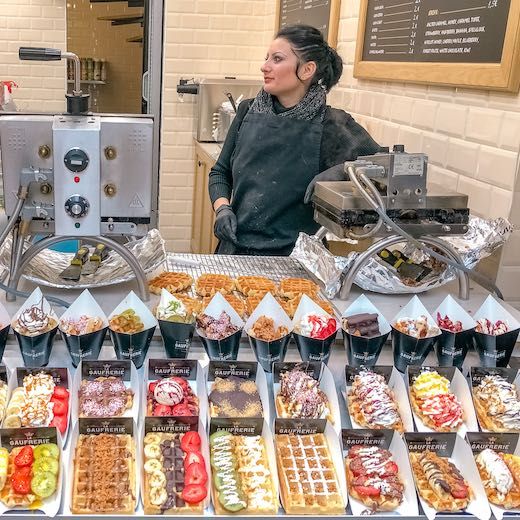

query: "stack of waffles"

left=71, top=433, right=136, bottom=514
left=275, top=433, right=344, bottom=514
left=209, top=431, right=278, bottom=514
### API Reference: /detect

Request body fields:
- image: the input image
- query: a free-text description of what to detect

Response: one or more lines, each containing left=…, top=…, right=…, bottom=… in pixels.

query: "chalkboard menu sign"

left=276, top=0, right=341, bottom=47
left=354, top=0, right=520, bottom=91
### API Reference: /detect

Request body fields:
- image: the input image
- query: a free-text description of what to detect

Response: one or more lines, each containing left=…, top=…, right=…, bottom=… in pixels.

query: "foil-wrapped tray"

left=0, top=228, right=166, bottom=289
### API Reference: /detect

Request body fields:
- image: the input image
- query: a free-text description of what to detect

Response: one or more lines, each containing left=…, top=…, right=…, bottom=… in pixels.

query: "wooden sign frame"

left=275, top=0, right=342, bottom=48
left=354, top=0, right=520, bottom=92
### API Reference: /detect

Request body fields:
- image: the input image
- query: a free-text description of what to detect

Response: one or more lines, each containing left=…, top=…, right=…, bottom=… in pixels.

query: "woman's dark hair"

left=275, top=24, right=343, bottom=92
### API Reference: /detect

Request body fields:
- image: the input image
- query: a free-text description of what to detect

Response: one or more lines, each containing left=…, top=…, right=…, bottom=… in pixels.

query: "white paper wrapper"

left=392, top=296, right=441, bottom=337
left=156, top=289, right=194, bottom=322
left=405, top=433, right=491, bottom=520
left=343, top=429, right=418, bottom=517
left=142, top=358, right=208, bottom=429
left=341, top=294, right=391, bottom=335
left=474, top=295, right=520, bottom=332
left=109, top=290, right=158, bottom=331
left=292, top=293, right=339, bottom=334
left=199, top=292, right=245, bottom=331
left=325, top=421, right=349, bottom=509
left=11, top=287, right=59, bottom=334
left=273, top=362, right=341, bottom=435
left=407, top=366, right=478, bottom=437
left=244, top=292, right=293, bottom=336
left=59, top=289, right=109, bottom=332
left=344, top=366, right=414, bottom=432
left=71, top=360, right=138, bottom=424
left=0, top=426, right=63, bottom=517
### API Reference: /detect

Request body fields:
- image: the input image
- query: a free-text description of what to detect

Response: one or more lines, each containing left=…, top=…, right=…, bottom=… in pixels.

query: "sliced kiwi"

left=33, top=457, right=59, bottom=476
left=31, top=471, right=57, bottom=498
left=33, top=443, right=59, bottom=460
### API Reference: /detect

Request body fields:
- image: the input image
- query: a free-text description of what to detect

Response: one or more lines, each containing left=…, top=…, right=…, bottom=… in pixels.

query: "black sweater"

left=208, top=98, right=380, bottom=204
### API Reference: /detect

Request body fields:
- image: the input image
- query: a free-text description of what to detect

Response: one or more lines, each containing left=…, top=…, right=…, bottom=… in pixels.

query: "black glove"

left=304, top=163, right=346, bottom=204
left=214, top=204, right=238, bottom=245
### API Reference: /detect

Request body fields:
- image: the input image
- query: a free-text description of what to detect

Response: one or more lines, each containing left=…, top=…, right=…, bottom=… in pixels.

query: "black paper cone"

left=15, top=327, right=58, bottom=367
left=248, top=333, right=291, bottom=372
left=474, top=328, right=520, bottom=367
left=392, top=328, right=435, bottom=373
left=198, top=328, right=242, bottom=361
left=0, top=325, right=9, bottom=362
left=62, top=327, right=108, bottom=367
left=158, top=319, right=195, bottom=359
left=110, top=325, right=156, bottom=368
left=434, top=328, right=474, bottom=368
left=293, top=330, right=338, bottom=365
left=343, top=331, right=390, bottom=367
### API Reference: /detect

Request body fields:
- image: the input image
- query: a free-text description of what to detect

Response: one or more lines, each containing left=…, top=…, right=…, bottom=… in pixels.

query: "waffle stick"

left=143, top=432, right=203, bottom=514
left=71, top=433, right=136, bottom=514
left=476, top=452, right=520, bottom=508
left=347, top=391, right=404, bottom=433
left=409, top=451, right=472, bottom=512
left=473, top=394, right=519, bottom=433
left=409, top=387, right=463, bottom=432
left=275, top=433, right=344, bottom=514
left=275, top=394, right=333, bottom=422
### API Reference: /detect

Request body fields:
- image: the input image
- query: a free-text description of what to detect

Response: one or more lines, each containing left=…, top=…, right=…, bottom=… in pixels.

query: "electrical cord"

left=347, top=165, right=505, bottom=300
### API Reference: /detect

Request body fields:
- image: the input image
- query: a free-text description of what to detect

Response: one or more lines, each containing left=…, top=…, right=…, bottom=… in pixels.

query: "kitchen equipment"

left=81, top=244, right=109, bottom=276
left=59, top=246, right=89, bottom=281
left=177, top=78, right=261, bottom=142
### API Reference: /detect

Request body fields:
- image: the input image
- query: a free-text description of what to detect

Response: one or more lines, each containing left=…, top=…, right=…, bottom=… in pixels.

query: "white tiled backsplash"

left=1, top=0, right=519, bottom=305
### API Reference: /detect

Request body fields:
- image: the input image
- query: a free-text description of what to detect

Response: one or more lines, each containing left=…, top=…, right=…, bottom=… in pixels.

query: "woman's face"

left=261, top=38, right=307, bottom=101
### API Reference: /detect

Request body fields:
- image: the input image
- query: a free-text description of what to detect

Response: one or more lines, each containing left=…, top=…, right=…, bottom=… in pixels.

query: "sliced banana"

left=149, top=469, right=167, bottom=488
left=149, top=486, right=168, bottom=506
left=5, top=404, right=22, bottom=416
left=3, top=415, right=21, bottom=428
left=144, top=433, right=161, bottom=445
left=144, top=443, right=161, bottom=459
left=144, top=459, right=163, bottom=474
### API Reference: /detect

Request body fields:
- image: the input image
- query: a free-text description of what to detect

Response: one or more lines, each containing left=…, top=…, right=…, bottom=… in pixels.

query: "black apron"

left=217, top=110, right=323, bottom=256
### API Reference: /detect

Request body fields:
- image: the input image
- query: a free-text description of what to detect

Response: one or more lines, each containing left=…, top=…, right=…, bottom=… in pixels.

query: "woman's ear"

left=299, top=60, right=317, bottom=81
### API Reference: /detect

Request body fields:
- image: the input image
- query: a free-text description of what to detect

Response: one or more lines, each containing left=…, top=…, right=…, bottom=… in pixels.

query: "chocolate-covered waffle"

left=78, top=376, right=133, bottom=418
left=209, top=376, right=263, bottom=418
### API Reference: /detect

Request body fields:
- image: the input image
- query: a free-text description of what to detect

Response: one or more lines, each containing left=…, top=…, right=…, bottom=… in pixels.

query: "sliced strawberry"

left=171, top=403, right=193, bottom=416
left=148, top=381, right=158, bottom=393
left=14, top=446, right=33, bottom=467
left=184, top=451, right=204, bottom=469
left=451, top=485, right=468, bottom=499
left=185, top=462, right=208, bottom=486
left=354, top=485, right=381, bottom=497
left=172, top=377, right=189, bottom=392
left=182, top=484, right=207, bottom=504
left=50, top=396, right=68, bottom=416
left=153, top=404, right=172, bottom=416
left=181, top=431, right=201, bottom=452
left=53, top=386, right=69, bottom=400
left=50, top=414, right=67, bottom=434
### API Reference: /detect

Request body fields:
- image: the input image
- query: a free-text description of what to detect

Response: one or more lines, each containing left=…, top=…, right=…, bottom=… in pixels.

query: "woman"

left=209, top=24, right=380, bottom=256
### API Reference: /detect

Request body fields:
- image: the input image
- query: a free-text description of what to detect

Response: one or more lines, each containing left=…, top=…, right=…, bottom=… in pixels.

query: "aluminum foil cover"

left=0, top=228, right=166, bottom=289
left=291, top=217, right=513, bottom=297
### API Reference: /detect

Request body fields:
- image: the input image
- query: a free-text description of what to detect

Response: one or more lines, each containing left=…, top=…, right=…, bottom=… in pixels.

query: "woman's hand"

left=214, top=204, right=239, bottom=245
left=304, top=163, right=346, bottom=204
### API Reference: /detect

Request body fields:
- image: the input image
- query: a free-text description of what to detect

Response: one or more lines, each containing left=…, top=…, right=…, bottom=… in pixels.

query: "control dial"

left=65, top=195, right=89, bottom=219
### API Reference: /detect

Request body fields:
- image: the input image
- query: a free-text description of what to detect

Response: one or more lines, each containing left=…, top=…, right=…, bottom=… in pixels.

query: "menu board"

left=276, top=0, right=341, bottom=46
left=354, top=0, right=520, bottom=91
left=362, top=0, right=510, bottom=63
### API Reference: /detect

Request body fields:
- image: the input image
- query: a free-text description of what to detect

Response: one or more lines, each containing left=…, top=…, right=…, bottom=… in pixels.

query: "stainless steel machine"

left=0, top=48, right=157, bottom=300
left=312, top=145, right=472, bottom=299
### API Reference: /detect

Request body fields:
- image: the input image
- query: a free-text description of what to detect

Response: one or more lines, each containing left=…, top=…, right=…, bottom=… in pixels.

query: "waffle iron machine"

left=312, top=146, right=471, bottom=299
left=0, top=48, right=155, bottom=300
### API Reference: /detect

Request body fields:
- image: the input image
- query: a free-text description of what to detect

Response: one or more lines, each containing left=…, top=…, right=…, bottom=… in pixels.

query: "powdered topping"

left=279, top=367, right=329, bottom=419
left=350, top=370, right=402, bottom=428
left=209, top=376, right=262, bottom=418
left=476, top=448, right=513, bottom=496
left=295, top=313, right=337, bottom=339
left=60, top=315, right=104, bottom=335
left=196, top=311, right=240, bottom=340
left=476, top=318, right=510, bottom=335
left=474, top=375, right=520, bottom=430
left=394, top=315, right=439, bottom=338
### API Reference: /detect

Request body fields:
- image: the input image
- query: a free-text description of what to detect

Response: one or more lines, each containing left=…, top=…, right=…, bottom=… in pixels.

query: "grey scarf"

left=249, top=83, right=326, bottom=121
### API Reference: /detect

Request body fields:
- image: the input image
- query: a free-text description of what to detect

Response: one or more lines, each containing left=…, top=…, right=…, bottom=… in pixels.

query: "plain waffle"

left=201, top=293, right=246, bottom=318
left=71, top=433, right=136, bottom=514
left=143, top=432, right=203, bottom=514
left=149, top=271, right=193, bottom=295
left=409, top=451, right=472, bottom=512
left=195, top=274, right=235, bottom=297
left=235, top=276, right=277, bottom=297
left=278, top=277, right=319, bottom=299
left=245, top=295, right=292, bottom=318
left=275, top=433, right=344, bottom=514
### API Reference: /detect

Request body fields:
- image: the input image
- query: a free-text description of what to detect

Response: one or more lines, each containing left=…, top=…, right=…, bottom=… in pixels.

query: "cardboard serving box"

left=342, top=428, right=418, bottom=516
left=467, top=431, right=520, bottom=520
left=142, top=358, right=207, bottom=428
left=0, top=426, right=63, bottom=517
left=344, top=365, right=414, bottom=432
left=0, top=365, right=10, bottom=423
left=3, top=367, right=71, bottom=444
left=272, top=361, right=341, bottom=435
left=404, top=432, right=491, bottom=520
left=64, top=417, right=140, bottom=515
left=205, top=360, right=269, bottom=424
left=406, top=366, right=478, bottom=437
left=273, top=418, right=347, bottom=515
left=209, top=417, right=280, bottom=515
left=141, top=416, right=211, bottom=514
left=469, top=366, right=520, bottom=432
left=71, top=359, right=138, bottom=424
